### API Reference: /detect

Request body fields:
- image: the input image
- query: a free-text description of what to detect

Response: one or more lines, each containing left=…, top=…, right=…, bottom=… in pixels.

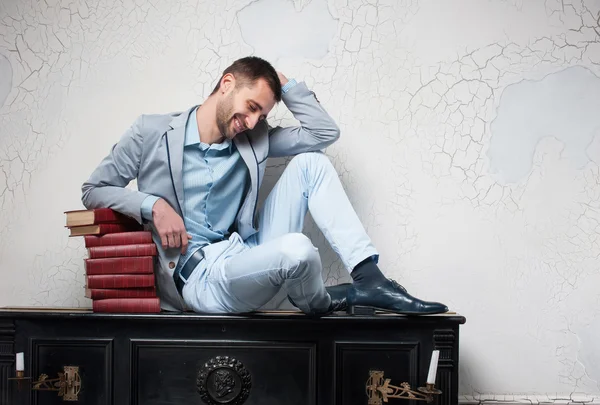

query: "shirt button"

left=169, top=262, right=175, bottom=269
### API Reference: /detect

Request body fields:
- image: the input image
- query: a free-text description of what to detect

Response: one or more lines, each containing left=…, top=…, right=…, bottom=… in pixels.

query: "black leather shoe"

left=347, top=279, right=448, bottom=315
left=288, top=283, right=351, bottom=315
left=326, top=283, right=350, bottom=312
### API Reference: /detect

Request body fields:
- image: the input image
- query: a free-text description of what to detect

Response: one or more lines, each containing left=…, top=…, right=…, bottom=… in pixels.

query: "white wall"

left=1, top=0, right=600, bottom=402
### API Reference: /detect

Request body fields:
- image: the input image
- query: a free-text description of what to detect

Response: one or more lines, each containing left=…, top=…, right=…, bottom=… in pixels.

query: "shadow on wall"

left=458, top=346, right=486, bottom=396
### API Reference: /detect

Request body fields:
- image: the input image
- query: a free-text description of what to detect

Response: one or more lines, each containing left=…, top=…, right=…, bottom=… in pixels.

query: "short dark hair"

left=211, top=56, right=282, bottom=102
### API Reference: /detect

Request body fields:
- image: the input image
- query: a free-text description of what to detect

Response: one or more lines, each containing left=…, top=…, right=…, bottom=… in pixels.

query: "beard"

left=215, top=92, right=236, bottom=139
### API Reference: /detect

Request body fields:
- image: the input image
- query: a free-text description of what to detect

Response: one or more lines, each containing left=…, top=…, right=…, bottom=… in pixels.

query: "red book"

left=86, top=274, right=155, bottom=289
left=84, top=256, right=155, bottom=275
left=84, top=231, right=153, bottom=248
left=69, top=223, right=142, bottom=237
left=65, top=208, right=138, bottom=227
left=85, top=287, right=157, bottom=300
left=87, top=243, right=157, bottom=259
left=92, top=298, right=160, bottom=313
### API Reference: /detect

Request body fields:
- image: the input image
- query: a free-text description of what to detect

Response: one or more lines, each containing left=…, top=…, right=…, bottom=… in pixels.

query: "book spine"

left=93, top=208, right=139, bottom=225
left=86, top=274, right=155, bottom=289
left=92, top=298, right=160, bottom=313
left=84, top=231, right=153, bottom=248
left=84, top=256, right=154, bottom=275
left=86, top=288, right=157, bottom=299
left=88, top=243, right=157, bottom=259
left=97, top=223, right=142, bottom=235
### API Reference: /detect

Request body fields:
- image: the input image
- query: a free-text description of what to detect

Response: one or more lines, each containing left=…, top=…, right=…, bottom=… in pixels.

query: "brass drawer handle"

left=366, top=370, right=441, bottom=404
left=9, top=365, right=81, bottom=401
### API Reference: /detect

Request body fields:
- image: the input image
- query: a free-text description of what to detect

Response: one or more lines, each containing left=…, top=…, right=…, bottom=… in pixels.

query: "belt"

left=173, top=246, right=206, bottom=295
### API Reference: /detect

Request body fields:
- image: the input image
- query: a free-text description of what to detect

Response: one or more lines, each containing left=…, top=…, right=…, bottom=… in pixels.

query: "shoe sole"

left=347, top=305, right=448, bottom=316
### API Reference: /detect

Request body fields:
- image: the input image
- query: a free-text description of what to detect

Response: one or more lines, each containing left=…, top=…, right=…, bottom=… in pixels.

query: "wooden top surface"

left=0, top=306, right=466, bottom=324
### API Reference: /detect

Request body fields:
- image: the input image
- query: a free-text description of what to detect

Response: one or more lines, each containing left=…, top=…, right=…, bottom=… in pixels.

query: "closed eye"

left=248, top=99, right=264, bottom=112
left=248, top=102, right=266, bottom=121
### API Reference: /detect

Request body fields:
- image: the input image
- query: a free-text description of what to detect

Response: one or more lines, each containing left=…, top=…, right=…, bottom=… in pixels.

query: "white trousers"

left=182, top=152, right=379, bottom=314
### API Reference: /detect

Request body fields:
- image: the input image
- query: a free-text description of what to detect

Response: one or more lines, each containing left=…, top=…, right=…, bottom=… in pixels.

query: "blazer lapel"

left=234, top=132, right=258, bottom=191
left=234, top=132, right=260, bottom=230
left=164, top=106, right=196, bottom=215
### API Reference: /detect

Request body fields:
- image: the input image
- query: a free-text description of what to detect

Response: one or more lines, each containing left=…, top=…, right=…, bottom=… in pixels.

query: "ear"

left=220, top=73, right=236, bottom=94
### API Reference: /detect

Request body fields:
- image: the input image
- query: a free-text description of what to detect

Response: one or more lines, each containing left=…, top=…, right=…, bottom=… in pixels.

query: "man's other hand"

left=277, top=71, right=288, bottom=86
left=152, top=199, right=192, bottom=254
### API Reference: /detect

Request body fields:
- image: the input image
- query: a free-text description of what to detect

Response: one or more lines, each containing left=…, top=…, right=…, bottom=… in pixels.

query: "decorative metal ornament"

left=197, top=356, right=251, bottom=405
left=366, top=370, right=441, bottom=404
left=9, top=366, right=82, bottom=401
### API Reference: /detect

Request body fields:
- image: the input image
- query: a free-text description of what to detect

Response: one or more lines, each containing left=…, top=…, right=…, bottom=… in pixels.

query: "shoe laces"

left=389, top=279, right=407, bottom=293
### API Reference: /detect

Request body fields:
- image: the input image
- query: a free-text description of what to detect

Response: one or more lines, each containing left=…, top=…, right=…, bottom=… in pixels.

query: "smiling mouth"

left=233, top=116, right=246, bottom=133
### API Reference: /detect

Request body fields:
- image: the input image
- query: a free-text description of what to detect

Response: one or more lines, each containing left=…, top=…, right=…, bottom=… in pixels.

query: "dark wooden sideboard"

left=0, top=309, right=466, bottom=405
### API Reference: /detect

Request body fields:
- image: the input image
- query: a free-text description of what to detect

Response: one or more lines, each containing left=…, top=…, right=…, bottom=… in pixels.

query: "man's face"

left=216, top=77, right=277, bottom=140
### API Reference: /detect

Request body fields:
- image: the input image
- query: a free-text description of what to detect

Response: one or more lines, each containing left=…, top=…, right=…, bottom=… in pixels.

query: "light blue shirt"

left=142, top=107, right=249, bottom=270
left=281, top=78, right=297, bottom=94
left=141, top=79, right=298, bottom=269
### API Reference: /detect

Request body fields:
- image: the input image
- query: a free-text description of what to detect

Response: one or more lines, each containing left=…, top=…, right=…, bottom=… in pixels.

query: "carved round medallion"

left=197, top=356, right=251, bottom=405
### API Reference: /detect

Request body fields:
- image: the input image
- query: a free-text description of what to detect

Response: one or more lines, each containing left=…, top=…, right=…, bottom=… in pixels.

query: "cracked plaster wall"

left=1, top=0, right=600, bottom=401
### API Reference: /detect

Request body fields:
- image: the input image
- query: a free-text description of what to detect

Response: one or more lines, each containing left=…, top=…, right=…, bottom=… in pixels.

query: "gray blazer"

left=81, top=82, right=340, bottom=311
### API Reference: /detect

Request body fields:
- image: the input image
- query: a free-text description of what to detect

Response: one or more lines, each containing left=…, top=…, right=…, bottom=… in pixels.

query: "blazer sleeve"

left=81, top=115, right=153, bottom=224
left=267, top=81, right=341, bottom=158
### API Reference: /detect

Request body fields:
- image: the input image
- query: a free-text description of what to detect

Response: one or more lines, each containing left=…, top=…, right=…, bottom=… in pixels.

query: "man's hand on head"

left=152, top=198, right=192, bottom=255
left=277, top=71, right=288, bottom=86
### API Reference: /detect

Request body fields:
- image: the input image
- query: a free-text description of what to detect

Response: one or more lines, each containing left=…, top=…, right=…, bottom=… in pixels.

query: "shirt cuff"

left=281, top=79, right=298, bottom=94
left=141, top=195, right=160, bottom=221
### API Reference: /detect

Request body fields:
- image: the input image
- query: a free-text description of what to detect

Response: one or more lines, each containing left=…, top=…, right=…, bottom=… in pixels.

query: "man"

left=82, top=56, right=448, bottom=316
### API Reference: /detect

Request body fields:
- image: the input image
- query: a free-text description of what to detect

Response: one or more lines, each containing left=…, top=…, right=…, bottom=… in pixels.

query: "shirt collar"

left=184, top=106, right=233, bottom=152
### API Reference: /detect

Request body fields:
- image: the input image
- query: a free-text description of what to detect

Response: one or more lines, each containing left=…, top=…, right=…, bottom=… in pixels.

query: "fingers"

left=276, top=71, right=288, bottom=85
left=180, top=232, right=189, bottom=255
left=161, top=232, right=182, bottom=249
left=160, top=233, right=169, bottom=250
left=168, top=233, right=178, bottom=249
left=155, top=209, right=190, bottom=252
left=161, top=231, right=192, bottom=253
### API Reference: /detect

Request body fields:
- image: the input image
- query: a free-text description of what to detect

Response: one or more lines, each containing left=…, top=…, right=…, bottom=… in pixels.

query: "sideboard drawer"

left=31, top=338, right=112, bottom=405
left=131, top=340, right=316, bottom=405
left=335, top=341, right=419, bottom=405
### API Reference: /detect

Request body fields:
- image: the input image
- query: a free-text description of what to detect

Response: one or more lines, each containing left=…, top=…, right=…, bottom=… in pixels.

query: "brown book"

left=65, top=208, right=138, bottom=227
left=69, top=223, right=142, bottom=237
left=84, top=256, right=154, bottom=275
left=86, top=274, right=155, bottom=289
left=85, top=287, right=157, bottom=300
left=87, top=244, right=157, bottom=259
left=84, top=231, right=153, bottom=248
left=92, top=298, right=160, bottom=313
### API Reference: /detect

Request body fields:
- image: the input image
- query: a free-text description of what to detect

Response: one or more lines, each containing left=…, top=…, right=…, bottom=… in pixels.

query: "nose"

left=245, top=114, right=260, bottom=130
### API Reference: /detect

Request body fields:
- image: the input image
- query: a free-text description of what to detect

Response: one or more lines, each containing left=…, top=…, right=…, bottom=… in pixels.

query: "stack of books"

left=65, top=208, right=160, bottom=313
